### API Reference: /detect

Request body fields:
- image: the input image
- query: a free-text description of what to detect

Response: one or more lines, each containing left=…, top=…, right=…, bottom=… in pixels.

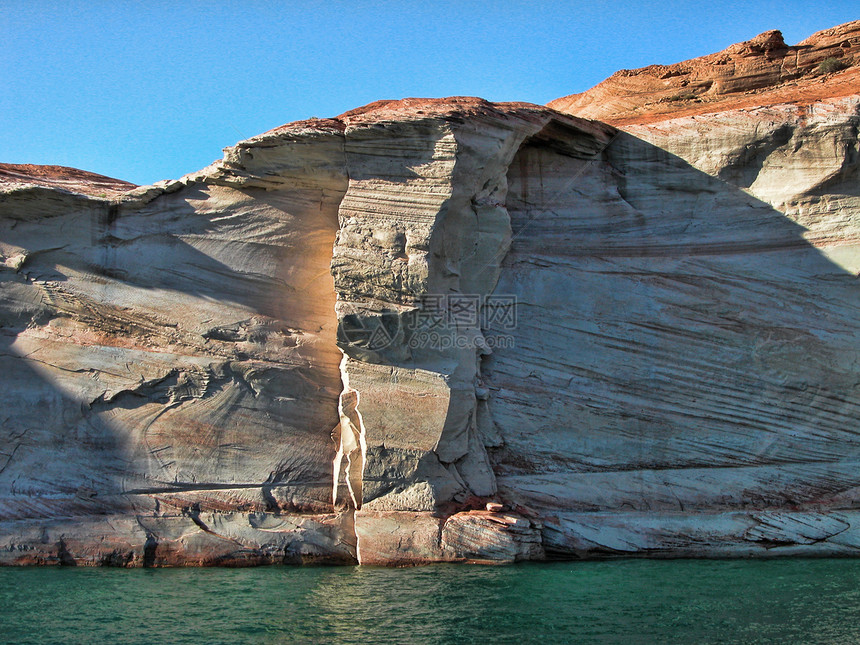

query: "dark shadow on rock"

left=484, top=127, right=860, bottom=521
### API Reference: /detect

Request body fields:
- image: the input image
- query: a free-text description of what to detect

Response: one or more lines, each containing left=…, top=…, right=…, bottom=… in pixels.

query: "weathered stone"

left=549, top=20, right=860, bottom=126
left=1, top=120, right=351, bottom=564
left=354, top=509, right=543, bottom=565
left=1, top=22, right=859, bottom=565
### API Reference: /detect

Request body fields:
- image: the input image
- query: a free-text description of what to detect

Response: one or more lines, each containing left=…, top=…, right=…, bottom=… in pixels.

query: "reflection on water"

left=3, top=559, right=860, bottom=644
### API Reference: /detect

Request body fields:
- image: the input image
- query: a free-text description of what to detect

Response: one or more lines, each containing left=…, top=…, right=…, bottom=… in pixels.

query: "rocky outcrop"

left=0, top=120, right=354, bottom=565
left=1, top=100, right=600, bottom=565
left=494, top=98, right=860, bottom=558
left=0, top=163, right=137, bottom=198
left=539, top=22, right=860, bottom=557
left=549, top=20, right=860, bottom=126
left=327, top=100, right=617, bottom=564
left=1, top=24, right=859, bottom=565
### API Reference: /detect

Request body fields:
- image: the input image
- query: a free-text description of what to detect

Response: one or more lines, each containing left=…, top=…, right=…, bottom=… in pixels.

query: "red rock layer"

left=549, top=20, right=860, bottom=126
left=0, top=163, right=136, bottom=198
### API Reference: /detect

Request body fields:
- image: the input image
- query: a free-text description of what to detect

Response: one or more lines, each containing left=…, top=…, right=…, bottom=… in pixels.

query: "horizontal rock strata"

left=1, top=22, right=859, bottom=565
left=549, top=20, right=860, bottom=126
left=539, top=26, right=860, bottom=557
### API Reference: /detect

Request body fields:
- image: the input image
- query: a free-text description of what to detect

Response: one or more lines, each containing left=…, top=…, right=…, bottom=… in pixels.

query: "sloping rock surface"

left=0, top=163, right=137, bottom=198
left=1, top=122, right=354, bottom=565
left=1, top=23, right=859, bottom=565
left=549, top=20, right=860, bottom=126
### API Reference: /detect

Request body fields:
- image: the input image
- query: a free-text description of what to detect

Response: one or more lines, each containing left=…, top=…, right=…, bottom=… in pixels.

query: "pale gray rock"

left=0, top=120, right=354, bottom=564
left=489, top=95, right=860, bottom=558
left=0, top=88, right=858, bottom=565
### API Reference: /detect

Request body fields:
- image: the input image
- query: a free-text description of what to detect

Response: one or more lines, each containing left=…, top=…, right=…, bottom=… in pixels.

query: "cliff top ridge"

left=5, top=21, right=858, bottom=188
left=0, top=162, right=137, bottom=198
left=548, top=20, right=860, bottom=125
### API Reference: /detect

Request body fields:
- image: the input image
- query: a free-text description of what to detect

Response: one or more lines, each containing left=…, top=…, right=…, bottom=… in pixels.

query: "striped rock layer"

left=1, top=34, right=858, bottom=566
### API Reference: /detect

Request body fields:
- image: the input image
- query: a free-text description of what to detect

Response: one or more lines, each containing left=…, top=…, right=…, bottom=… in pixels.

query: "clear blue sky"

left=2, top=1, right=857, bottom=185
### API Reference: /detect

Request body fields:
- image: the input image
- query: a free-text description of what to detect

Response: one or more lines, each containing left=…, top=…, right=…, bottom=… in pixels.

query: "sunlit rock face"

left=0, top=123, right=356, bottom=565
left=1, top=24, right=859, bottom=565
left=548, top=20, right=860, bottom=126
left=329, top=100, right=614, bottom=564
left=1, top=101, right=600, bottom=565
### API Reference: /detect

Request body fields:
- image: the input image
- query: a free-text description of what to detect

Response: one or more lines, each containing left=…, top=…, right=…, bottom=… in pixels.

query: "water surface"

left=2, top=558, right=859, bottom=644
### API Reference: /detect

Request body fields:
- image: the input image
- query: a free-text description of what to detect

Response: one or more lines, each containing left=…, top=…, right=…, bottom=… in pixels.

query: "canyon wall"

left=0, top=123, right=354, bottom=565
left=494, top=97, right=860, bottom=557
left=535, top=20, right=860, bottom=557
left=1, top=23, right=858, bottom=565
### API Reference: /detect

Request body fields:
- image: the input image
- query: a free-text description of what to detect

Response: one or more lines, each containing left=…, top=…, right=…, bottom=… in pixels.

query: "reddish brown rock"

left=0, top=163, right=136, bottom=198
left=549, top=20, right=860, bottom=126
left=441, top=511, right=544, bottom=563
left=354, top=510, right=543, bottom=565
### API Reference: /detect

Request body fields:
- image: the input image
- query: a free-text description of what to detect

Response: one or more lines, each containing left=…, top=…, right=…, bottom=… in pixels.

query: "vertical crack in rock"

left=329, top=101, right=615, bottom=563
left=332, top=355, right=367, bottom=510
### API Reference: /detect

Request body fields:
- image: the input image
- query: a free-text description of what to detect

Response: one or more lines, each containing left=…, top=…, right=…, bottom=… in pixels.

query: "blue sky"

left=2, top=1, right=857, bottom=185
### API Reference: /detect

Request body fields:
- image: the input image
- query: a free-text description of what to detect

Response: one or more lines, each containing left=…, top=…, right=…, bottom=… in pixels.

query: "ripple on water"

left=3, top=559, right=860, bottom=644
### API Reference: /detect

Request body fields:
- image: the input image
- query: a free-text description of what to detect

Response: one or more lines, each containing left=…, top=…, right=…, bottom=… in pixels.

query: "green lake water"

left=2, top=558, right=859, bottom=644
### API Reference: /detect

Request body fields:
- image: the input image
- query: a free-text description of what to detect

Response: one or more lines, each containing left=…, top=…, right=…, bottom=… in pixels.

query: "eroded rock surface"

left=1, top=23, right=859, bottom=565
left=0, top=163, right=138, bottom=199
left=490, top=99, right=860, bottom=558
left=549, top=20, right=860, bottom=126
left=1, top=121, right=354, bottom=565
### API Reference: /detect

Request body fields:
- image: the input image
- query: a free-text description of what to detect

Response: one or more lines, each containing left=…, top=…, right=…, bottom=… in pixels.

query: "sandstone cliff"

left=1, top=23, right=858, bottom=565
left=549, top=20, right=860, bottom=125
